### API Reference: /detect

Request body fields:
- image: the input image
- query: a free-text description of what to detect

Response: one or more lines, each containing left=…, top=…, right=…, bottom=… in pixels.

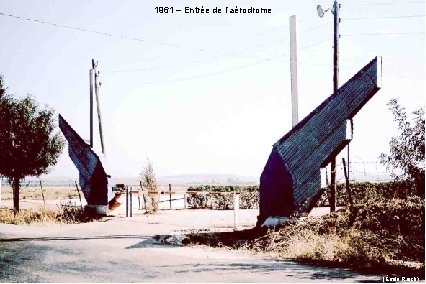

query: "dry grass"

left=183, top=196, right=425, bottom=278
left=0, top=201, right=101, bottom=225
left=1, top=186, right=79, bottom=201
left=0, top=206, right=58, bottom=225
left=143, top=192, right=159, bottom=214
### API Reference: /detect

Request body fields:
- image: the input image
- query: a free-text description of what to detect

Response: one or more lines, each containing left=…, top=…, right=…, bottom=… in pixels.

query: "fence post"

left=138, top=189, right=141, bottom=210
left=342, top=158, right=353, bottom=205
left=169, top=184, right=172, bottom=210
left=74, top=181, right=83, bottom=209
left=40, top=180, right=45, bottom=206
left=129, top=186, right=133, bottom=217
left=234, top=192, right=239, bottom=230
left=138, top=181, right=146, bottom=210
left=126, top=186, right=129, bottom=217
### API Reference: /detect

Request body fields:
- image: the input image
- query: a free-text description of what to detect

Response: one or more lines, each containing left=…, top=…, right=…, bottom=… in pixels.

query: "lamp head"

left=317, top=4, right=330, bottom=17
left=317, top=5, right=325, bottom=17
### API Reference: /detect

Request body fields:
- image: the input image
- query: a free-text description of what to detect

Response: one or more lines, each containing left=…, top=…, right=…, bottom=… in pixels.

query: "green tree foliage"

left=0, top=76, right=64, bottom=212
left=380, top=99, right=425, bottom=197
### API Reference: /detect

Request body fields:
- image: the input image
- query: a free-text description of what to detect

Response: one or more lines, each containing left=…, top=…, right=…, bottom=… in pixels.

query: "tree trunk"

left=12, top=176, right=20, bottom=213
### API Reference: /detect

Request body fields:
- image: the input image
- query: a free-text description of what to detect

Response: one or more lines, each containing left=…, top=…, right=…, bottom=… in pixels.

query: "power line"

left=0, top=10, right=332, bottom=68
left=300, top=22, right=331, bottom=34
left=105, top=36, right=332, bottom=84
left=111, top=22, right=332, bottom=65
left=342, top=32, right=425, bottom=36
left=106, top=35, right=332, bottom=74
left=105, top=53, right=288, bottom=86
left=104, top=37, right=288, bottom=73
left=300, top=37, right=332, bottom=51
left=345, top=14, right=425, bottom=20
left=344, top=1, right=424, bottom=6
left=0, top=11, right=206, bottom=52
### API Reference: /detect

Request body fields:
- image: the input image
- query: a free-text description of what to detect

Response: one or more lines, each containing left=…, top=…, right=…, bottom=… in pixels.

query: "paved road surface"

left=0, top=209, right=382, bottom=282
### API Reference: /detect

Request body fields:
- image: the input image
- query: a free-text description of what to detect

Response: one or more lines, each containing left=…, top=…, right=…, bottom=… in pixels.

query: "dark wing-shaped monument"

left=258, top=56, right=382, bottom=226
left=58, top=114, right=109, bottom=210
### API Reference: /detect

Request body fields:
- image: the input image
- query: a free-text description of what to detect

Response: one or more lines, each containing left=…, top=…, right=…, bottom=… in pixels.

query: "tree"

left=0, top=76, right=64, bottom=212
left=140, top=158, right=159, bottom=213
left=380, top=99, right=425, bottom=197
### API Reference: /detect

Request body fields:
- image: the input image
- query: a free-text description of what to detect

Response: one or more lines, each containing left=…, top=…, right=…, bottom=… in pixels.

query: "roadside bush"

left=186, top=187, right=259, bottom=210
left=187, top=185, right=259, bottom=193
left=239, top=191, right=259, bottom=209
left=379, top=99, right=424, bottom=197
left=0, top=201, right=100, bottom=224
left=140, top=159, right=159, bottom=214
left=184, top=194, right=424, bottom=275
left=273, top=198, right=423, bottom=264
left=211, top=194, right=233, bottom=210
left=186, top=193, right=209, bottom=209
left=0, top=206, right=57, bottom=225
left=317, top=181, right=416, bottom=206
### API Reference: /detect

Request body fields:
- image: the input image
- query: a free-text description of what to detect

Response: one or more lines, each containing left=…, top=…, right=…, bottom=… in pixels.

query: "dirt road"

left=0, top=209, right=382, bottom=282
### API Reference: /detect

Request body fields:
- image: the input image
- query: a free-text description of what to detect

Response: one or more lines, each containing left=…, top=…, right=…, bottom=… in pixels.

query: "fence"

left=0, top=159, right=394, bottom=209
left=118, top=185, right=254, bottom=212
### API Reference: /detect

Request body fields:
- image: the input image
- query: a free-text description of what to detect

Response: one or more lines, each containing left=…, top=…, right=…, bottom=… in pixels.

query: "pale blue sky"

left=0, top=0, right=424, bottom=180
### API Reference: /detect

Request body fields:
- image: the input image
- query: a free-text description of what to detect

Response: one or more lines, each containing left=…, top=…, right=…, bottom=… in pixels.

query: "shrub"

left=317, top=181, right=416, bottom=206
left=185, top=185, right=260, bottom=210
left=380, top=99, right=425, bottom=197
left=0, top=201, right=100, bottom=224
left=140, top=158, right=159, bottom=214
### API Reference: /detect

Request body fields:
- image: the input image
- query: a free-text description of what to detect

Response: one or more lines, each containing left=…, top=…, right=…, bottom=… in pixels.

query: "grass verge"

left=183, top=196, right=425, bottom=278
left=0, top=201, right=102, bottom=225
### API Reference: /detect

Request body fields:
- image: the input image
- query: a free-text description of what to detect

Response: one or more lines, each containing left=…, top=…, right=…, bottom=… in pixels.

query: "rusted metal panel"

left=258, top=56, right=382, bottom=226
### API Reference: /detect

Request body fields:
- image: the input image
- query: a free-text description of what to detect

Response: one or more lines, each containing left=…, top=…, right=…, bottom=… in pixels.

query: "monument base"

left=84, top=204, right=107, bottom=216
left=261, top=216, right=289, bottom=227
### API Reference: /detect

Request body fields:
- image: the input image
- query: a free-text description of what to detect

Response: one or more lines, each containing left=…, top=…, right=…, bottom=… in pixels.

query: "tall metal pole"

left=330, top=0, right=340, bottom=212
left=289, top=15, right=299, bottom=127
left=93, top=59, right=106, bottom=155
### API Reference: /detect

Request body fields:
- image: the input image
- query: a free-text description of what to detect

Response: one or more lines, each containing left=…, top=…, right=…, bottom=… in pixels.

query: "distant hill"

left=1, top=171, right=391, bottom=187
left=109, top=174, right=259, bottom=186
left=0, top=174, right=259, bottom=187
left=157, top=174, right=259, bottom=185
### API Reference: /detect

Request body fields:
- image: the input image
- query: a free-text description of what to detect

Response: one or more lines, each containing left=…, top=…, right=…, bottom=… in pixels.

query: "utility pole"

left=330, top=0, right=340, bottom=212
left=289, top=15, right=299, bottom=127
left=89, top=63, right=94, bottom=148
left=92, top=59, right=106, bottom=155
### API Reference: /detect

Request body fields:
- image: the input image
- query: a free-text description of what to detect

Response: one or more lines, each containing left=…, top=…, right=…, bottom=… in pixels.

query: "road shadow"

left=153, top=262, right=379, bottom=282
left=0, top=234, right=151, bottom=242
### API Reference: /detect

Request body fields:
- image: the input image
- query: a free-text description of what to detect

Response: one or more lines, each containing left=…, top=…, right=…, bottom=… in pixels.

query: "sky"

left=0, top=0, right=424, bottom=182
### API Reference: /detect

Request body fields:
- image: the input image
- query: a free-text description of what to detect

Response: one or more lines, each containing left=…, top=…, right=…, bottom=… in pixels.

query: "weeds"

left=0, top=186, right=80, bottom=201
left=182, top=183, right=425, bottom=277
left=0, top=201, right=101, bottom=225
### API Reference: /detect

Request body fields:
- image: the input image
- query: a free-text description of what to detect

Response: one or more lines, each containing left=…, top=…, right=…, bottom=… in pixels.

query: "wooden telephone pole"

left=89, top=63, right=94, bottom=148
left=330, top=0, right=340, bottom=212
